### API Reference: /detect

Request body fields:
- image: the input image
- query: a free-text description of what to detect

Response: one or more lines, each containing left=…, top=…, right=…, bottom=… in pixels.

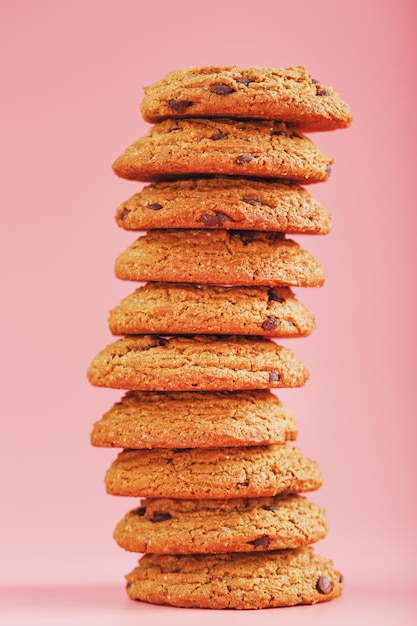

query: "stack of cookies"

left=87, top=65, right=351, bottom=610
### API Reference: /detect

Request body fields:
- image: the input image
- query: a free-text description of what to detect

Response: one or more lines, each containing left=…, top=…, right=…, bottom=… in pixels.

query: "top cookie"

left=140, top=65, right=352, bottom=132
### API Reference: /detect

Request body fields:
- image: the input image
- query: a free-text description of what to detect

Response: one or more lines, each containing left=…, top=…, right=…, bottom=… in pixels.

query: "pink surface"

left=1, top=0, right=416, bottom=622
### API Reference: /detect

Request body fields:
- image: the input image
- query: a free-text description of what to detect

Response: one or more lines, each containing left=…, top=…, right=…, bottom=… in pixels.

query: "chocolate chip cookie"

left=105, top=444, right=322, bottom=498
left=108, top=283, right=316, bottom=337
left=86, top=335, right=309, bottom=391
left=125, top=547, right=344, bottom=608
left=114, top=229, right=326, bottom=287
left=114, top=494, right=327, bottom=554
left=115, top=177, right=331, bottom=234
left=90, top=389, right=297, bottom=449
left=140, top=65, right=352, bottom=133
left=112, top=118, right=333, bottom=183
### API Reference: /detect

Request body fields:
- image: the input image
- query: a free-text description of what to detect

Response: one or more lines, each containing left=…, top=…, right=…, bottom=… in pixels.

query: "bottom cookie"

left=125, top=547, right=343, bottom=609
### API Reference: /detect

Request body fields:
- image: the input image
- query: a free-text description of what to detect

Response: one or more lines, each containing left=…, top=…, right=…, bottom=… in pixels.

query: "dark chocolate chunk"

left=236, top=77, right=250, bottom=86
left=168, top=99, right=193, bottom=112
left=316, top=86, right=330, bottom=96
left=311, top=78, right=321, bottom=84
left=199, top=212, right=233, bottom=227
left=242, top=197, right=262, bottom=207
left=261, top=504, right=276, bottom=512
left=135, top=506, right=147, bottom=516
left=146, top=202, right=163, bottom=211
left=248, top=535, right=271, bottom=549
left=269, top=372, right=280, bottom=382
left=120, top=208, right=130, bottom=220
left=209, top=83, right=236, bottom=95
left=235, top=154, right=254, bottom=165
left=261, top=316, right=281, bottom=331
left=150, top=511, right=172, bottom=523
left=237, top=480, right=249, bottom=487
left=316, top=576, right=334, bottom=594
left=268, top=288, right=285, bottom=303
left=326, top=164, right=332, bottom=176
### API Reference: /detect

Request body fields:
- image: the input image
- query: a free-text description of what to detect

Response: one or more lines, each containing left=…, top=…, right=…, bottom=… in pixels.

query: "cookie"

left=115, top=177, right=331, bottom=234
left=125, top=547, right=343, bottom=609
left=105, top=444, right=322, bottom=498
left=114, top=230, right=325, bottom=287
left=140, top=65, right=352, bottom=133
left=86, top=335, right=309, bottom=391
left=112, top=118, right=333, bottom=183
left=108, top=283, right=316, bottom=337
left=90, top=389, right=297, bottom=449
left=114, top=494, right=327, bottom=554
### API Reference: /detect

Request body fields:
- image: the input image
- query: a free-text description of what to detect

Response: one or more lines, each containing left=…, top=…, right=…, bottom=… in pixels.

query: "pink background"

left=1, top=0, right=416, bottom=623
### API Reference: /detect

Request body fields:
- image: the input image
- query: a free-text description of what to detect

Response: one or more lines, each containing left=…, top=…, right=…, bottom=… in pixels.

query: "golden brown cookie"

left=105, top=444, right=322, bottom=499
left=86, top=335, right=309, bottom=392
left=114, top=230, right=326, bottom=288
left=115, top=177, right=331, bottom=234
left=140, top=65, right=352, bottom=133
left=114, top=494, right=327, bottom=554
left=90, top=389, right=297, bottom=449
left=125, top=547, right=344, bottom=608
left=108, top=283, right=316, bottom=337
left=112, top=118, right=333, bottom=183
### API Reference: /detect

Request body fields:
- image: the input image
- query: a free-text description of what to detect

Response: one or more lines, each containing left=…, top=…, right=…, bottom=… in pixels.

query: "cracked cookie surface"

left=87, top=335, right=309, bottom=391
left=125, top=546, right=344, bottom=609
left=114, top=493, right=327, bottom=554
left=115, top=177, right=331, bottom=233
left=112, top=118, right=333, bottom=183
left=140, top=65, right=352, bottom=133
left=90, top=389, right=297, bottom=449
left=108, top=283, right=316, bottom=337
left=105, top=444, right=322, bottom=498
left=114, top=229, right=325, bottom=287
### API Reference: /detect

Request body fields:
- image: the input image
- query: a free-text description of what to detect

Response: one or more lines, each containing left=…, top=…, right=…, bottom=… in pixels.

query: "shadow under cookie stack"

left=87, top=65, right=352, bottom=610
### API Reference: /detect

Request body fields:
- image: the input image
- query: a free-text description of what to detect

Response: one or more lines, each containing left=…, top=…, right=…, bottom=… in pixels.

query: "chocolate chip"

left=211, top=131, right=229, bottom=140
left=249, top=535, right=271, bottom=549
left=237, top=480, right=249, bottom=487
left=339, top=574, right=344, bottom=584
left=150, top=511, right=172, bottom=523
left=242, top=197, right=262, bottom=207
left=316, top=86, right=330, bottom=96
left=135, top=506, right=147, bottom=516
left=269, top=372, right=280, bottom=382
left=268, top=288, right=285, bottom=303
left=311, top=78, right=321, bottom=84
left=146, top=202, right=163, bottom=211
left=235, top=154, right=254, bottom=165
left=168, top=99, right=193, bottom=112
left=236, top=77, right=250, bottom=86
left=158, top=337, right=169, bottom=346
left=199, top=212, right=233, bottom=227
left=316, top=576, right=334, bottom=594
left=261, top=504, right=276, bottom=512
left=209, top=83, right=236, bottom=95
left=261, top=316, right=281, bottom=331
left=120, top=208, right=130, bottom=221
left=326, top=164, right=332, bottom=176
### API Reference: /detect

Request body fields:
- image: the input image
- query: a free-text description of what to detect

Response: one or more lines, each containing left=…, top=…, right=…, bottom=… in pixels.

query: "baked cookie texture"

left=91, top=389, right=297, bottom=449
left=87, top=64, right=349, bottom=609
left=105, top=444, right=322, bottom=499
left=86, top=335, right=309, bottom=391
left=114, top=494, right=327, bottom=554
left=140, top=65, right=352, bottom=133
left=108, top=283, right=316, bottom=337
left=114, top=229, right=326, bottom=287
left=125, top=547, right=344, bottom=609
left=115, top=177, right=332, bottom=234
left=112, top=118, right=333, bottom=183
